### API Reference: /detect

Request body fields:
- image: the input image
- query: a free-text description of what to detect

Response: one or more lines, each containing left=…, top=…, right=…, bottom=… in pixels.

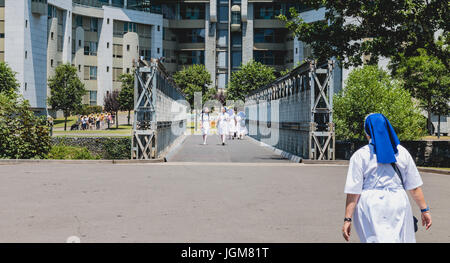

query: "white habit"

left=216, top=113, right=229, bottom=135
left=236, top=114, right=247, bottom=136
left=201, top=113, right=210, bottom=135
left=344, top=144, right=423, bottom=243
left=228, top=113, right=237, bottom=135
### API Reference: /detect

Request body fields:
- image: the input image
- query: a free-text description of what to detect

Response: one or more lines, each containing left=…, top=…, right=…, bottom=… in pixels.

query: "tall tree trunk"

left=116, top=111, right=119, bottom=129
left=127, top=110, right=130, bottom=125
left=64, top=116, right=67, bottom=131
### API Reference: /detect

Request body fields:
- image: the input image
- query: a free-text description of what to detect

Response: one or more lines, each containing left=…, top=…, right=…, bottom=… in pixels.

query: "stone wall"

left=336, top=140, right=450, bottom=167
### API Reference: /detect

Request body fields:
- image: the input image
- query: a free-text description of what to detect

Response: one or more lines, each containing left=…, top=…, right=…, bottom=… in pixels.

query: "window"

left=180, top=4, right=205, bottom=20
left=179, top=29, right=205, bottom=43
left=90, top=66, right=97, bottom=80
left=140, top=49, right=151, bottom=61
left=90, top=18, right=98, bottom=32
left=219, top=5, right=229, bottom=23
left=254, top=29, right=283, bottom=43
left=89, top=91, right=97, bottom=106
left=123, top=22, right=137, bottom=33
left=113, top=67, right=123, bottom=82
left=254, top=50, right=285, bottom=66
left=84, top=41, right=98, bottom=56
left=217, top=30, right=227, bottom=47
left=113, top=44, right=123, bottom=58
left=75, top=15, right=83, bottom=27
left=178, top=51, right=205, bottom=65
left=254, top=3, right=282, bottom=19
left=232, top=51, right=242, bottom=69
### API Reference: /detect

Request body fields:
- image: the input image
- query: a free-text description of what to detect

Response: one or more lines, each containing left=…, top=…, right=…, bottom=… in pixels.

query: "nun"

left=343, top=113, right=432, bottom=243
left=236, top=111, right=247, bottom=139
left=216, top=107, right=229, bottom=146
left=227, top=108, right=237, bottom=140
left=201, top=107, right=211, bottom=145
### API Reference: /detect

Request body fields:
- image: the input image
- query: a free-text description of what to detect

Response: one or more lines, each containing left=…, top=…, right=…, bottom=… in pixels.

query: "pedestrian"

left=236, top=111, right=247, bottom=139
left=201, top=107, right=211, bottom=145
left=81, top=115, right=87, bottom=130
left=216, top=107, right=229, bottom=146
left=227, top=108, right=237, bottom=140
left=343, top=113, right=432, bottom=243
left=96, top=114, right=101, bottom=130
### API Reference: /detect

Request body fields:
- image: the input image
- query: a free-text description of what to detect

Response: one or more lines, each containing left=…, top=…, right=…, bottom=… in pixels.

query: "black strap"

left=391, top=163, right=405, bottom=189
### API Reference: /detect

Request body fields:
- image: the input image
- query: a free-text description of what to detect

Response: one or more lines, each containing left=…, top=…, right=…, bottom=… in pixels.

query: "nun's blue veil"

left=364, top=113, right=400, bottom=164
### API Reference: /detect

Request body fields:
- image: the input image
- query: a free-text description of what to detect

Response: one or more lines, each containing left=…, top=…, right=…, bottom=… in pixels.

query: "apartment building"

left=1, top=0, right=340, bottom=114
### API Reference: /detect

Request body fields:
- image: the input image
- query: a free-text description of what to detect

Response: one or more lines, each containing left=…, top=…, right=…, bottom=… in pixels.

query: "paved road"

left=0, top=162, right=448, bottom=243
left=170, top=135, right=289, bottom=163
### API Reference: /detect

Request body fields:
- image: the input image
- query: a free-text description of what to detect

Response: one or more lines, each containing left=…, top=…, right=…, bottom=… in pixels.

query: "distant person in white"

left=236, top=111, right=247, bottom=139
left=216, top=107, right=229, bottom=146
left=227, top=108, right=237, bottom=140
left=201, top=107, right=211, bottom=145
left=343, top=113, right=432, bottom=243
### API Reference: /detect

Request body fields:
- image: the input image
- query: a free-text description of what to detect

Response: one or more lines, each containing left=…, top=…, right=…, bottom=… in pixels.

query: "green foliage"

left=48, top=144, right=99, bottom=160
left=393, top=48, right=449, bottom=130
left=101, top=138, right=131, bottom=160
left=74, top=105, right=103, bottom=116
left=278, top=0, right=449, bottom=70
left=333, top=65, right=426, bottom=141
left=0, top=62, right=20, bottom=96
left=118, top=73, right=135, bottom=125
left=0, top=93, right=51, bottom=159
left=104, top=90, right=120, bottom=128
left=48, top=63, right=87, bottom=130
left=227, top=60, right=276, bottom=101
left=173, top=64, right=213, bottom=107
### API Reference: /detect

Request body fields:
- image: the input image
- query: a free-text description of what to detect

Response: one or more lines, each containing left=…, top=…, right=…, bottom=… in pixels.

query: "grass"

left=422, top=136, right=450, bottom=141
left=53, top=125, right=132, bottom=136
left=53, top=116, right=78, bottom=129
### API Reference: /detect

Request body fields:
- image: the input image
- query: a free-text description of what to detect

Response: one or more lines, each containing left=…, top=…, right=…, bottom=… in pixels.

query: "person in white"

left=343, top=113, right=432, bottom=243
left=227, top=108, right=237, bottom=140
left=200, top=107, right=211, bottom=145
left=216, top=107, right=229, bottom=146
left=236, top=111, right=247, bottom=139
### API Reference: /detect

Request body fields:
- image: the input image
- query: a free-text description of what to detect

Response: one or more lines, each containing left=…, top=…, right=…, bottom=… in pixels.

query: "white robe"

left=201, top=114, right=210, bottom=135
left=216, top=113, right=229, bottom=135
left=228, top=114, right=237, bottom=135
left=344, top=144, right=423, bottom=243
left=236, top=115, right=247, bottom=136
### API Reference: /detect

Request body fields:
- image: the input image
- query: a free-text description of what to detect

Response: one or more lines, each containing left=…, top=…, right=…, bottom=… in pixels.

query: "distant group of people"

left=72, top=113, right=115, bottom=131
left=201, top=107, right=248, bottom=145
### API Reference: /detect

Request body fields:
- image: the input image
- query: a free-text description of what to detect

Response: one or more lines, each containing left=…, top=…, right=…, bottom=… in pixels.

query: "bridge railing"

left=245, top=60, right=335, bottom=160
left=132, top=59, right=187, bottom=159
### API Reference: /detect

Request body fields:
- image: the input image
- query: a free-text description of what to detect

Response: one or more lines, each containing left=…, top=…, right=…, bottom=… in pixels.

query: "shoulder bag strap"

left=391, top=163, right=405, bottom=189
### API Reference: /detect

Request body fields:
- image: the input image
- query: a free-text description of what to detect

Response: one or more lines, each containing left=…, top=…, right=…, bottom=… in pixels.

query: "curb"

left=246, top=136, right=303, bottom=163
left=301, top=160, right=350, bottom=165
left=0, top=159, right=165, bottom=165
left=418, top=167, right=450, bottom=175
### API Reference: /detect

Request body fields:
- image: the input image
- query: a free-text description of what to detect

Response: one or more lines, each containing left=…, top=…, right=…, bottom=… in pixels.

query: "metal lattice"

left=245, top=60, right=335, bottom=160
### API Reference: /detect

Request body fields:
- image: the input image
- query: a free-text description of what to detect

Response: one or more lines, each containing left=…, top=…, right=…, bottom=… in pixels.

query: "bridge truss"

left=132, top=59, right=187, bottom=160
left=246, top=60, right=336, bottom=160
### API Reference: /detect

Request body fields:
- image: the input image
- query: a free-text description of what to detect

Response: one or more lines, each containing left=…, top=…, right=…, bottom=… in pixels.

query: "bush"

left=101, top=138, right=131, bottom=160
left=0, top=93, right=51, bottom=159
left=74, top=105, right=103, bottom=116
left=334, top=65, right=427, bottom=141
left=48, top=144, right=100, bottom=160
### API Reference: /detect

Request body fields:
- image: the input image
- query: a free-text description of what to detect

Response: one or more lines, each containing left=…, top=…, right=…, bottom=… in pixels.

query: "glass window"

left=254, top=3, right=282, bottom=19
left=231, top=33, right=242, bottom=47
left=179, top=29, right=205, bottom=43
left=254, top=51, right=285, bottom=66
left=90, top=66, right=97, bottom=80
left=219, top=5, right=228, bottom=23
left=254, top=29, right=283, bottom=43
left=217, top=30, right=228, bottom=47
left=179, top=51, right=205, bottom=65
left=232, top=51, right=242, bottom=69
left=89, top=91, right=97, bottom=106
left=84, top=41, right=98, bottom=56
left=180, top=4, right=205, bottom=20
left=90, top=18, right=98, bottom=32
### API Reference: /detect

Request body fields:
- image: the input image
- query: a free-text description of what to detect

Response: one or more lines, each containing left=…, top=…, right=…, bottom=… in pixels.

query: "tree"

left=0, top=62, right=20, bottom=96
left=227, top=60, right=276, bottom=101
left=278, top=0, right=449, bottom=70
left=394, top=48, right=450, bottom=135
left=173, top=64, right=213, bottom=107
left=118, top=73, right=134, bottom=125
left=334, top=65, right=426, bottom=141
left=104, top=90, right=120, bottom=129
left=0, top=93, right=51, bottom=159
left=48, top=64, right=86, bottom=131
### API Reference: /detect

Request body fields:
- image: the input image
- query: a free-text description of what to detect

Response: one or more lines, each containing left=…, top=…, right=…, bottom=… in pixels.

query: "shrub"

left=48, top=144, right=100, bottom=160
left=0, top=93, right=51, bottom=159
left=101, top=138, right=131, bottom=160
left=74, top=105, right=103, bottom=116
left=334, top=65, right=427, bottom=141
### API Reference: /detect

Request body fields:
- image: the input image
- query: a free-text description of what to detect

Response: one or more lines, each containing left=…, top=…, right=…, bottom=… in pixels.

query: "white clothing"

left=228, top=113, right=237, bottom=135
left=216, top=113, right=229, bottom=135
left=344, top=144, right=423, bottom=243
left=236, top=115, right=247, bottom=136
left=201, top=114, right=211, bottom=135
